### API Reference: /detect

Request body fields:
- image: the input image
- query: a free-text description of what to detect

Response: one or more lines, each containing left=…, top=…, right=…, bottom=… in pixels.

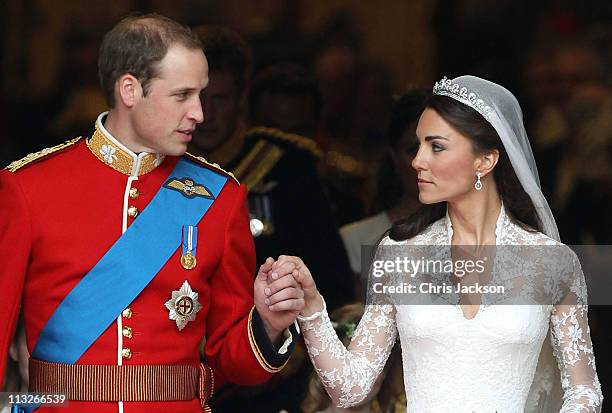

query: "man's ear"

left=115, top=74, right=142, bottom=108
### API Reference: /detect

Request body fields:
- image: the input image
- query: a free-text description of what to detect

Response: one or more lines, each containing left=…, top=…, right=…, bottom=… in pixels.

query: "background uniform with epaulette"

left=226, top=126, right=355, bottom=311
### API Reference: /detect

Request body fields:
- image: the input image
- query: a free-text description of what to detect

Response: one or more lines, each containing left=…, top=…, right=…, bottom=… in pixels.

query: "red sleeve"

left=203, top=183, right=272, bottom=385
left=0, top=171, right=31, bottom=385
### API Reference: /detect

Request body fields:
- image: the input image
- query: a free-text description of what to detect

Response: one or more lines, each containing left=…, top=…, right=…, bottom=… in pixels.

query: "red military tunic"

left=0, top=114, right=294, bottom=412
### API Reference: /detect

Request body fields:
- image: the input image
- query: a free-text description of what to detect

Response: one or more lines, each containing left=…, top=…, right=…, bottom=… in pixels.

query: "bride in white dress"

left=264, top=76, right=603, bottom=412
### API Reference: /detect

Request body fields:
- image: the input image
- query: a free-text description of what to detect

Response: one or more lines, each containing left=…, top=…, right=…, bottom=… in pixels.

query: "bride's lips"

left=417, top=178, right=433, bottom=186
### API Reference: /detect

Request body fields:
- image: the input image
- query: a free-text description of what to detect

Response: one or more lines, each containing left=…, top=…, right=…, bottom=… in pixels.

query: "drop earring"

left=475, top=172, right=483, bottom=191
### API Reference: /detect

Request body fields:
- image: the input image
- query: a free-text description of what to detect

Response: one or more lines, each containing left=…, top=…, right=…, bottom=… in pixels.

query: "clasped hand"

left=254, top=255, right=322, bottom=342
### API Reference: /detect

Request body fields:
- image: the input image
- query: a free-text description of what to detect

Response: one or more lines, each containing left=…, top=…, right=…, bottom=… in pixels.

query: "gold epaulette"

left=5, top=137, right=82, bottom=172
left=184, top=152, right=239, bottom=185
left=233, top=140, right=284, bottom=190
left=246, top=127, right=323, bottom=159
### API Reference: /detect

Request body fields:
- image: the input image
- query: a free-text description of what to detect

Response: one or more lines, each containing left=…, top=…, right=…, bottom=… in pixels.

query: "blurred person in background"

left=191, top=27, right=354, bottom=413
left=314, top=47, right=395, bottom=221
left=340, top=90, right=427, bottom=295
left=313, top=46, right=366, bottom=225
left=191, top=26, right=353, bottom=313
left=249, top=63, right=320, bottom=137
left=525, top=37, right=611, bottom=244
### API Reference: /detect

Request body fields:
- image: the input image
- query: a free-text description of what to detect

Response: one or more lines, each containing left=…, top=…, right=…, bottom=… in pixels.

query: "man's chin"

left=162, top=144, right=188, bottom=157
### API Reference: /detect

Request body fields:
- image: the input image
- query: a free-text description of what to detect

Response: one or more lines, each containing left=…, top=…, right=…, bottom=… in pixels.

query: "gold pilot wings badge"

left=165, top=280, right=203, bottom=331
left=164, top=177, right=214, bottom=199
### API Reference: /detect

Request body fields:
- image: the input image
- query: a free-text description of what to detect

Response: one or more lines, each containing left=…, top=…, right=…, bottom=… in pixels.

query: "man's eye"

left=176, top=93, right=188, bottom=100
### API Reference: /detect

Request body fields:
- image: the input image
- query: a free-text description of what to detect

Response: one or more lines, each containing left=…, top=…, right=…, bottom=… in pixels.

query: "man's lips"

left=177, top=129, right=194, bottom=141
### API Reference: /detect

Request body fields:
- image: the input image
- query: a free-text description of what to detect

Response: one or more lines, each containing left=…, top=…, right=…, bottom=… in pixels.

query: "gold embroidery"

left=166, top=178, right=213, bottom=199
left=246, top=126, right=323, bottom=158
left=234, top=140, right=267, bottom=179
left=86, top=127, right=163, bottom=176
left=5, top=137, right=81, bottom=172
left=247, top=307, right=287, bottom=373
left=184, top=152, right=239, bottom=185
left=239, top=142, right=284, bottom=190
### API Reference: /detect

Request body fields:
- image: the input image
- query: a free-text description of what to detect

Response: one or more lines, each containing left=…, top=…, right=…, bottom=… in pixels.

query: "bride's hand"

left=268, top=255, right=324, bottom=317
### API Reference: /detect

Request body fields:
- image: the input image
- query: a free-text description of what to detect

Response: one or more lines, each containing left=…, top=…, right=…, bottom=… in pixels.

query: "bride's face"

left=412, top=108, right=480, bottom=204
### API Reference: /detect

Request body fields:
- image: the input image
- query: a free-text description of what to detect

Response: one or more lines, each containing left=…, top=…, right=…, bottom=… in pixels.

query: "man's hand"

left=269, top=255, right=323, bottom=318
left=254, top=257, right=304, bottom=343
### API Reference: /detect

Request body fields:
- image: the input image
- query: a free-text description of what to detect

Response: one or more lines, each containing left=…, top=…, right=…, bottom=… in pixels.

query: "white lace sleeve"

left=299, top=237, right=398, bottom=407
left=550, top=249, right=603, bottom=412
left=299, top=303, right=397, bottom=407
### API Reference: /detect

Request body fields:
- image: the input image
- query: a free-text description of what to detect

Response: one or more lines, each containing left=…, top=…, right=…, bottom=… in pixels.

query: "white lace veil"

left=433, top=75, right=563, bottom=412
left=433, top=76, right=560, bottom=241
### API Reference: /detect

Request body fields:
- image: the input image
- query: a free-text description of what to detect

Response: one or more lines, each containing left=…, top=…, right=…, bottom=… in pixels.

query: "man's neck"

left=103, top=111, right=151, bottom=154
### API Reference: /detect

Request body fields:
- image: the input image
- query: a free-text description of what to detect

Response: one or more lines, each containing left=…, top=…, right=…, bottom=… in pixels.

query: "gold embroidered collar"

left=86, top=112, right=165, bottom=176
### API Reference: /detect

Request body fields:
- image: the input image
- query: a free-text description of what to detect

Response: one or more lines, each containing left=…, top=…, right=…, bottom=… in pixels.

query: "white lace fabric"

left=299, top=208, right=603, bottom=412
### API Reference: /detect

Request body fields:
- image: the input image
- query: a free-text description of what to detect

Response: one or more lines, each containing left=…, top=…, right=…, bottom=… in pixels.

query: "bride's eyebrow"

left=424, top=135, right=450, bottom=142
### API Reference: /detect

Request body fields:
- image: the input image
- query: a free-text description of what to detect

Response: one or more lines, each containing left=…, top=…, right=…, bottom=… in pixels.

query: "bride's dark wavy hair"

left=388, top=95, right=542, bottom=241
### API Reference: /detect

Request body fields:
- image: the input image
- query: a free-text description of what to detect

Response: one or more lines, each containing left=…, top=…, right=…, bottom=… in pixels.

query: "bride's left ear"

left=475, top=149, right=499, bottom=177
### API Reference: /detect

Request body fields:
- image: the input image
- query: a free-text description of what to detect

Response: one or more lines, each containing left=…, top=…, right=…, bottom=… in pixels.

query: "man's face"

left=192, top=71, right=244, bottom=153
left=130, top=44, right=208, bottom=156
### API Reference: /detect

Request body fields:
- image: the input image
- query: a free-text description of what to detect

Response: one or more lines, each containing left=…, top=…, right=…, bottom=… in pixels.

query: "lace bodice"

left=300, top=207, right=602, bottom=412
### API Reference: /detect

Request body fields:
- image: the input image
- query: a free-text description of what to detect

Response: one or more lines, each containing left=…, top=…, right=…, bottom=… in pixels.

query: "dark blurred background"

left=1, top=0, right=611, bottom=408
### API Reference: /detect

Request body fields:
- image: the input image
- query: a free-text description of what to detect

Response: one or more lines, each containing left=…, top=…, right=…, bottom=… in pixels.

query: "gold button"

left=122, top=308, right=133, bottom=318
left=121, top=348, right=132, bottom=359
left=127, top=206, right=138, bottom=218
left=129, top=188, right=140, bottom=199
left=122, top=326, right=133, bottom=339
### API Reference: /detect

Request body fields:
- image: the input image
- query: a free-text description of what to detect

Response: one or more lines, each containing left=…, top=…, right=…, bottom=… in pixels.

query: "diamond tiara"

left=433, top=77, right=493, bottom=120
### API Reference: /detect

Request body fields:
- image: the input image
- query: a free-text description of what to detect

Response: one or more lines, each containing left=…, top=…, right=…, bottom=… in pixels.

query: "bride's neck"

left=447, top=186, right=502, bottom=245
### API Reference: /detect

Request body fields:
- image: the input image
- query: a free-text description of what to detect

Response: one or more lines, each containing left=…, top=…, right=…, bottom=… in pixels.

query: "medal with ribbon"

left=181, top=225, right=198, bottom=270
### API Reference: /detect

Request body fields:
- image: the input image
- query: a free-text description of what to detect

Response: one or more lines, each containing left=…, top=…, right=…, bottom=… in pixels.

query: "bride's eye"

left=432, top=143, right=445, bottom=152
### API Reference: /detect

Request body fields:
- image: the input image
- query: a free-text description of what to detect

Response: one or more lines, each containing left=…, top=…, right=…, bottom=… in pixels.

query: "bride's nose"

left=411, top=148, right=427, bottom=171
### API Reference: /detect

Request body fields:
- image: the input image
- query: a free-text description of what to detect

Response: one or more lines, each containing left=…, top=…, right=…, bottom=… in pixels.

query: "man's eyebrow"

left=170, top=87, right=198, bottom=94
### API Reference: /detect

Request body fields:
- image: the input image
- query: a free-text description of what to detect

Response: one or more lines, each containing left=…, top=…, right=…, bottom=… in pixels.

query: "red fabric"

left=0, top=140, right=272, bottom=412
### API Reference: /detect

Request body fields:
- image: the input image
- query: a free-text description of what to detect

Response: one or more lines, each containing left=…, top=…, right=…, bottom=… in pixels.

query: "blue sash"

left=32, top=158, right=228, bottom=363
left=15, top=159, right=228, bottom=413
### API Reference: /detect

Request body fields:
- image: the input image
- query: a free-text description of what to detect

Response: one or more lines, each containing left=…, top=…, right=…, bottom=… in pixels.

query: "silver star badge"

left=165, top=280, right=202, bottom=331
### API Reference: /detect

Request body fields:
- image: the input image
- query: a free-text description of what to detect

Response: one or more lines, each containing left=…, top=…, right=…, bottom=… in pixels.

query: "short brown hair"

left=192, top=25, right=252, bottom=94
left=98, top=13, right=202, bottom=107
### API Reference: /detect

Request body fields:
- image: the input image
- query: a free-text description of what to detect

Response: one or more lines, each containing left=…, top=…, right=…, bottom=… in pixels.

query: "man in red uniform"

left=0, top=13, right=303, bottom=413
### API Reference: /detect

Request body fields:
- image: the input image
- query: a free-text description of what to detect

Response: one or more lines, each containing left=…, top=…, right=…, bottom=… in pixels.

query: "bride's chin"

left=418, top=193, right=438, bottom=204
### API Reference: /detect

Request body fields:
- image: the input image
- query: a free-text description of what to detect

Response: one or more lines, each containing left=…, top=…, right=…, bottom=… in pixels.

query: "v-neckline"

left=446, top=204, right=505, bottom=321
left=457, top=304, right=482, bottom=321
